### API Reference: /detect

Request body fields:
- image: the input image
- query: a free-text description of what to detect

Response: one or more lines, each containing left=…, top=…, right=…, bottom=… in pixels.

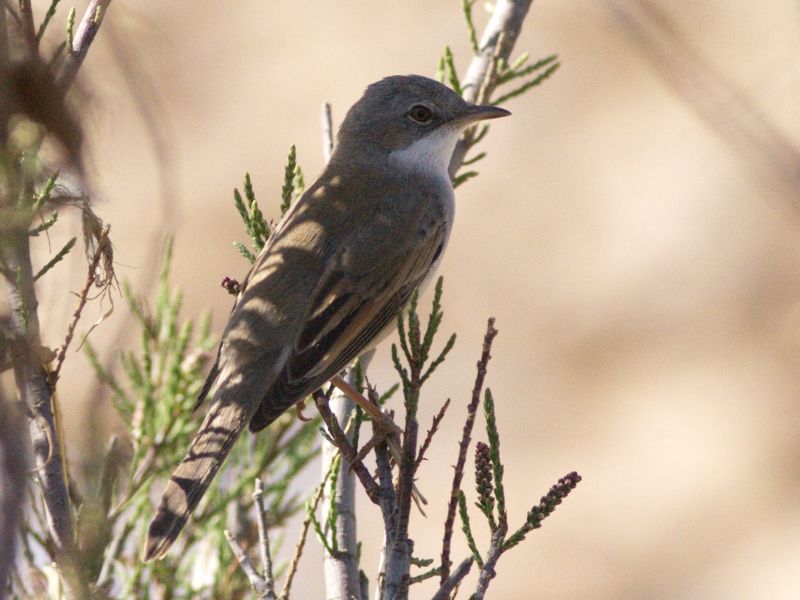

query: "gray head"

left=333, top=75, right=509, bottom=172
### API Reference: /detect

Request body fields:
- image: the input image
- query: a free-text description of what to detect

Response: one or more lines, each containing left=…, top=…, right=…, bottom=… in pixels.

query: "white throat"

left=388, top=125, right=461, bottom=181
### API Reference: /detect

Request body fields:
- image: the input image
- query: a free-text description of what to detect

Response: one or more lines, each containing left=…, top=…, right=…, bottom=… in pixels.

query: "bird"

left=143, top=74, right=510, bottom=561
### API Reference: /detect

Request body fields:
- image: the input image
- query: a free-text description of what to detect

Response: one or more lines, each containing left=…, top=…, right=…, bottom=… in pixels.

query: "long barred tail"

left=143, top=391, right=254, bottom=561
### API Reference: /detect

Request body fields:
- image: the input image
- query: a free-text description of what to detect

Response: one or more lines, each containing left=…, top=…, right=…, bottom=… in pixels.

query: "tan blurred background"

left=30, top=0, right=800, bottom=598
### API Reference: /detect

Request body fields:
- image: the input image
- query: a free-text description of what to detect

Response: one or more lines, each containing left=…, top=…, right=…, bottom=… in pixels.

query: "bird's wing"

left=191, top=193, right=319, bottom=412
left=249, top=218, right=446, bottom=430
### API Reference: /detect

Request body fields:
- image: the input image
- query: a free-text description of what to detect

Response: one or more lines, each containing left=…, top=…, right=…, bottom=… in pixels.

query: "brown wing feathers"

left=250, top=227, right=444, bottom=431
left=145, top=199, right=445, bottom=559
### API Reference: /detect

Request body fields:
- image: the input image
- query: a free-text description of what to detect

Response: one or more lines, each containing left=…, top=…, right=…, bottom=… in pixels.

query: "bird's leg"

left=330, top=375, right=405, bottom=463
left=330, top=375, right=402, bottom=437
left=331, top=376, right=428, bottom=510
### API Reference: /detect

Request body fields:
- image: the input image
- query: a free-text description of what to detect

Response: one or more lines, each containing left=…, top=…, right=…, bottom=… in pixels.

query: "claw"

left=294, top=398, right=313, bottom=422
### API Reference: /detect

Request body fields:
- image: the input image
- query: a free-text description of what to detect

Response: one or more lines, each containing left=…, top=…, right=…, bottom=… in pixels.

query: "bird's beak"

left=452, top=103, right=511, bottom=126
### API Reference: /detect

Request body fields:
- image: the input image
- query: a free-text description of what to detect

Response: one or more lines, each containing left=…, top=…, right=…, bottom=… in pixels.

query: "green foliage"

left=461, top=0, right=480, bottom=55
left=33, top=235, right=75, bottom=280
left=281, top=145, right=298, bottom=216
left=326, top=453, right=341, bottom=554
left=492, top=56, right=560, bottom=106
left=66, top=6, right=76, bottom=50
left=233, top=172, right=270, bottom=261
left=454, top=384, right=582, bottom=579
left=27, top=211, right=58, bottom=236
left=231, top=148, right=305, bottom=265
left=441, top=46, right=462, bottom=96
left=435, top=53, right=447, bottom=84
left=483, top=388, right=507, bottom=530
left=453, top=170, right=478, bottom=189
left=34, top=170, right=59, bottom=208
left=293, top=164, right=306, bottom=198
left=392, top=277, right=456, bottom=416
left=458, top=490, right=483, bottom=568
left=77, top=239, right=319, bottom=598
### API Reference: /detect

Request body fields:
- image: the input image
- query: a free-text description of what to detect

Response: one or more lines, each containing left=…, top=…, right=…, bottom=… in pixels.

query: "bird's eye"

left=408, top=104, right=434, bottom=124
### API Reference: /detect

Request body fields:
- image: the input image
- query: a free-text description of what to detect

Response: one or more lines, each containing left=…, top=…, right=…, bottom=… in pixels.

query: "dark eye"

left=408, top=104, right=434, bottom=124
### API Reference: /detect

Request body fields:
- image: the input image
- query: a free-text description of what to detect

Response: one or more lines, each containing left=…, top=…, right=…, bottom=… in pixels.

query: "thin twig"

left=55, top=0, right=113, bottom=91
left=224, top=478, right=278, bottom=599
left=17, top=0, right=37, bottom=55
left=440, top=318, right=498, bottom=584
left=431, top=558, right=474, bottom=600
left=332, top=375, right=401, bottom=436
left=502, top=471, right=582, bottom=552
left=49, top=224, right=110, bottom=384
left=253, top=478, right=276, bottom=597
left=279, top=460, right=336, bottom=600
left=414, top=397, right=450, bottom=471
left=225, top=530, right=274, bottom=599
left=314, top=390, right=380, bottom=504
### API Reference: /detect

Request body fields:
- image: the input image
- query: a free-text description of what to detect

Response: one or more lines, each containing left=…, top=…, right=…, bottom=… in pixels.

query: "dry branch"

left=440, top=318, right=497, bottom=584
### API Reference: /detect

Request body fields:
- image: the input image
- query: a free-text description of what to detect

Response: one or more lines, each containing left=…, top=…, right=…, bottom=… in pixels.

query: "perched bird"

left=144, top=74, right=510, bottom=560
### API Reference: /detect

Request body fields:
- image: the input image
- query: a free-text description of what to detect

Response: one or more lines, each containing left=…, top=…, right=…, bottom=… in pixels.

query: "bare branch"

left=432, top=558, right=474, bottom=600
left=225, top=530, right=275, bottom=599
left=382, top=416, right=417, bottom=600
left=55, top=0, right=112, bottom=91
left=321, top=369, right=362, bottom=600
left=0, top=388, right=27, bottom=594
left=1, top=231, right=88, bottom=598
left=253, top=478, right=276, bottom=597
left=469, top=523, right=507, bottom=600
left=414, top=397, right=450, bottom=471
left=440, top=318, right=498, bottom=584
left=224, top=478, right=279, bottom=599
left=449, top=0, right=534, bottom=178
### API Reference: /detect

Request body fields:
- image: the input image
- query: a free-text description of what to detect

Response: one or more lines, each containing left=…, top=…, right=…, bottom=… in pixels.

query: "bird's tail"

left=143, top=389, right=254, bottom=561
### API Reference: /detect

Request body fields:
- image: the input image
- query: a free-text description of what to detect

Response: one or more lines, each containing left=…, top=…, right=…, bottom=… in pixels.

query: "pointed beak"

left=452, top=103, right=511, bottom=126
